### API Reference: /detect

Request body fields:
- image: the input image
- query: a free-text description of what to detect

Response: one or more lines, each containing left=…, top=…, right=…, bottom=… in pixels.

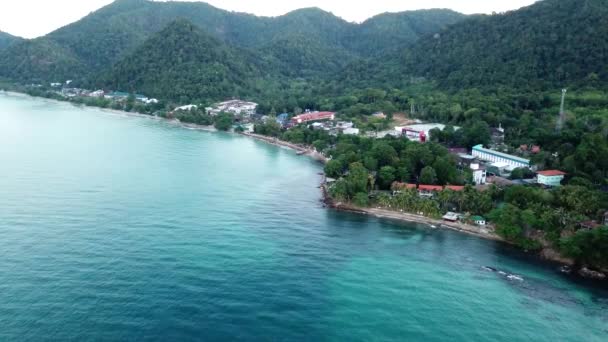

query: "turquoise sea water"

left=0, top=92, right=607, bottom=341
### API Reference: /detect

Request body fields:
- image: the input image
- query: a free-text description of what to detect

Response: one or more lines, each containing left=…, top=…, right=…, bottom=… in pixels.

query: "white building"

left=207, top=100, right=258, bottom=117
left=471, top=163, right=487, bottom=185
left=175, top=104, right=198, bottom=112
left=472, top=144, right=530, bottom=169
left=343, top=128, right=360, bottom=135
left=336, top=121, right=354, bottom=130
left=396, top=123, right=460, bottom=143
left=89, top=90, right=105, bottom=97
left=537, top=170, right=566, bottom=187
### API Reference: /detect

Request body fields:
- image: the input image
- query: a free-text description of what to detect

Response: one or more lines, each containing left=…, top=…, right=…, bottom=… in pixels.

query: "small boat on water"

left=296, top=150, right=307, bottom=155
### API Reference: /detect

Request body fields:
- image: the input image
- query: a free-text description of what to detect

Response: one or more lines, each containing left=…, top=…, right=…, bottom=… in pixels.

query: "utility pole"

left=556, top=88, right=567, bottom=132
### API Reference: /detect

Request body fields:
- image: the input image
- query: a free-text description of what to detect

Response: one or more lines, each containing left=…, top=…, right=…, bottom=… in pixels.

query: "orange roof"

left=445, top=185, right=465, bottom=191
left=418, top=185, right=443, bottom=191
left=393, top=182, right=417, bottom=189
left=537, top=170, right=566, bottom=177
left=291, top=111, right=335, bottom=122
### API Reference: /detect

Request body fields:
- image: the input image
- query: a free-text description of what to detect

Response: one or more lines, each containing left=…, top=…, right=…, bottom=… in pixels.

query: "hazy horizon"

left=0, top=0, right=538, bottom=39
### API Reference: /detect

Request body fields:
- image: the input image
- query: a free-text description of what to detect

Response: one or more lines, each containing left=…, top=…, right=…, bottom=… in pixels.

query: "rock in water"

left=578, top=267, right=607, bottom=281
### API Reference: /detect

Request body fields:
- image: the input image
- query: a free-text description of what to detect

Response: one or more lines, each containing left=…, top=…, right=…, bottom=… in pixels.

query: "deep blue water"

left=1, top=92, right=607, bottom=341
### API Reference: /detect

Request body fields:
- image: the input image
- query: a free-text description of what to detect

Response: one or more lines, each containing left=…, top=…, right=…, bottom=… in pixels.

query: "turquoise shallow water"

left=0, top=92, right=607, bottom=341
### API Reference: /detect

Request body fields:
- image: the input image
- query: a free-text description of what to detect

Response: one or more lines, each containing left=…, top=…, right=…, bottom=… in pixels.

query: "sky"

left=0, top=0, right=538, bottom=39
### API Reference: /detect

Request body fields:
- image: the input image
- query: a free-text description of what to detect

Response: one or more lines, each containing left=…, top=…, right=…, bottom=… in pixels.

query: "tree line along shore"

left=4, top=83, right=608, bottom=283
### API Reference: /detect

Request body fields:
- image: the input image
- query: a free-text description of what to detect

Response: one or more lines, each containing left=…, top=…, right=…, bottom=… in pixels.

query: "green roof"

left=471, top=216, right=485, bottom=221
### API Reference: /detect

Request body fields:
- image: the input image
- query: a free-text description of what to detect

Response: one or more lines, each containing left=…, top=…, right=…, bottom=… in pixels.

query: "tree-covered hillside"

left=0, top=31, right=22, bottom=51
left=0, top=0, right=467, bottom=83
left=0, top=38, right=85, bottom=83
left=345, top=9, right=465, bottom=56
left=386, top=0, right=608, bottom=90
left=94, top=19, right=272, bottom=103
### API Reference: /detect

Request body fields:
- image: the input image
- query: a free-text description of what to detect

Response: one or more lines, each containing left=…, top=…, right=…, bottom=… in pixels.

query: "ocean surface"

left=0, top=92, right=607, bottom=341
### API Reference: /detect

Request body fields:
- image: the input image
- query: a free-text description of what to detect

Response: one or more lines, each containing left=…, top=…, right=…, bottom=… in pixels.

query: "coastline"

left=320, top=185, right=504, bottom=242
left=319, top=184, right=593, bottom=275
left=3, top=89, right=603, bottom=280
left=0, top=90, right=219, bottom=133
left=240, top=132, right=328, bottom=164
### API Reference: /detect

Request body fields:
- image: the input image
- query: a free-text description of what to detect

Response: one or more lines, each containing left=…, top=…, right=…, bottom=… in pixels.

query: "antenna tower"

left=556, top=88, right=567, bottom=132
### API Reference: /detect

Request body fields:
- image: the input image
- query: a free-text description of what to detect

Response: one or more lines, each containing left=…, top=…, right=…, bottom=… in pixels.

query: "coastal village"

left=27, top=82, right=608, bottom=260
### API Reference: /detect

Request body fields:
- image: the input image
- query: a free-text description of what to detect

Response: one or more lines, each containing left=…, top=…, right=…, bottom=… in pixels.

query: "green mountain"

left=0, top=31, right=22, bottom=51
left=346, top=9, right=465, bottom=56
left=95, top=19, right=271, bottom=102
left=0, top=38, right=85, bottom=83
left=0, top=0, right=467, bottom=83
left=384, top=0, right=608, bottom=90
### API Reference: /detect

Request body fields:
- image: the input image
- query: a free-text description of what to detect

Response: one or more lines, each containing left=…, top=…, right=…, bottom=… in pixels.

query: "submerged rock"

left=578, top=267, right=607, bottom=281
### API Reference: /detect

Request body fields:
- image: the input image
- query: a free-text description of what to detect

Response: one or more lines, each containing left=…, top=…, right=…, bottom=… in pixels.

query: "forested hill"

left=345, top=9, right=466, bottom=56
left=0, top=31, right=22, bottom=51
left=93, top=19, right=273, bottom=103
left=378, top=0, right=608, bottom=91
left=0, top=0, right=465, bottom=83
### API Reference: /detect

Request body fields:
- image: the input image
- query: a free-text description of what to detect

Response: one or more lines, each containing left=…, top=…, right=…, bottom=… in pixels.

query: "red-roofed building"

left=291, top=111, right=335, bottom=125
left=392, top=182, right=417, bottom=191
left=445, top=185, right=465, bottom=192
left=402, top=128, right=427, bottom=143
left=531, top=145, right=541, bottom=154
left=418, top=185, right=443, bottom=197
left=537, top=170, right=566, bottom=187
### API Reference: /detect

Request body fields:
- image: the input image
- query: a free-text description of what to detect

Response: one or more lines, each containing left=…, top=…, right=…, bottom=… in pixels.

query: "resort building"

left=442, top=212, right=462, bottom=222
left=418, top=185, right=445, bottom=198
left=445, top=185, right=465, bottom=192
left=471, top=216, right=486, bottom=226
left=336, top=121, right=354, bottom=130
left=392, top=183, right=465, bottom=197
left=290, top=111, right=335, bottom=125
left=175, top=104, right=198, bottom=111
left=537, top=170, right=566, bottom=187
left=397, top=123, right=460, bottom=143
left=342, top=128, right=360, bottom=135
left=276, top=113, right=289, bottom=126
left=88, top=90, right=105, bottom=97
left=472, top=144, right=530, bottom=169
left=471, top=163, right=487, bottom=185
left=206, top=100, right=258, bottom=117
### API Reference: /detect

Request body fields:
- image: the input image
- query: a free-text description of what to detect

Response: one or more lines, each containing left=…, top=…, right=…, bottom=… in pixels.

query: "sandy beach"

left=241, top=132, right=328, bottom=163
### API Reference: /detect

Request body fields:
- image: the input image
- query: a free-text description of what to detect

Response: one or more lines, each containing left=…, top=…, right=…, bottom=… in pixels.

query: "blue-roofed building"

left=104, top=91, right=130, bottom=100
left=472, top=144, right=530, bottom=169
left=276, top=113, right=289, bottom=126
